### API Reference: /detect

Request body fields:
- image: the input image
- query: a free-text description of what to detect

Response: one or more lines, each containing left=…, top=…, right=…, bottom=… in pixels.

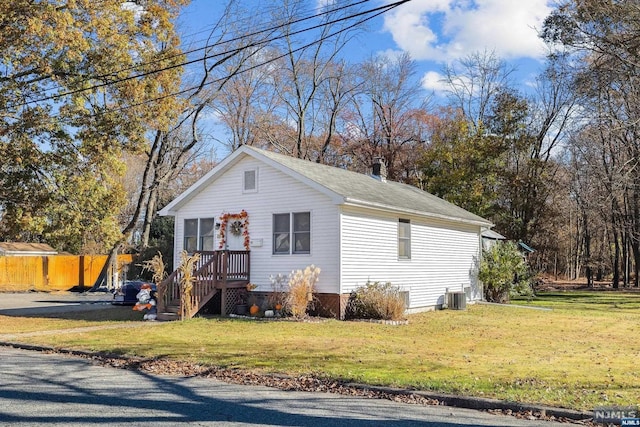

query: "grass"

left=2, top=291, right=640, bottom=411
left=0, top=306, right=142, bottom=333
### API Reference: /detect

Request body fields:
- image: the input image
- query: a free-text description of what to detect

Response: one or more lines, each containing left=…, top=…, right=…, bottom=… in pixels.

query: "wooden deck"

left=157, top=250, right=250, bottom=320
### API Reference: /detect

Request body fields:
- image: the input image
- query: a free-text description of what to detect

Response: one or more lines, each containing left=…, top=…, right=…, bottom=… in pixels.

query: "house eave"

left=0, top=251, right=58, bottom=256
left=342, top=198, right=494, bottom=228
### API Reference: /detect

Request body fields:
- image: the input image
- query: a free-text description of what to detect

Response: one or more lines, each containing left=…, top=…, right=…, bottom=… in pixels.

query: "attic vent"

left=372, top=157, right=387, bottom=182
left=243, top=169, right=257, bottom=192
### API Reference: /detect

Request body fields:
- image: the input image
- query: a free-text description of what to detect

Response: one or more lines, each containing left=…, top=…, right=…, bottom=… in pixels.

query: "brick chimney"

left=372, top=157, right=387, bottom=182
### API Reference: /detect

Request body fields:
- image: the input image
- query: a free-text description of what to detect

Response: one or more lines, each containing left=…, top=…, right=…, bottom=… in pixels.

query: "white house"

left=159, top=145, right=493, bottom=318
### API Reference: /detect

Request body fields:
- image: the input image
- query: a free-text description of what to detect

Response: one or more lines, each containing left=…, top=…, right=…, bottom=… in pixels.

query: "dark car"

left=112, top=280, right=156, bottom=305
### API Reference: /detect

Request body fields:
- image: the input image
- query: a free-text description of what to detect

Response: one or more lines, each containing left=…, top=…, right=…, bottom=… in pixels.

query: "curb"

left=1, top=340, right=592, bottom=423
left=343, top=383, right=591, bottom=422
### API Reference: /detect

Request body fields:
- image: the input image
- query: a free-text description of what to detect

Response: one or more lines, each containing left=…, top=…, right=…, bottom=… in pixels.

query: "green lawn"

left=2, top=291, right=640, bottom=411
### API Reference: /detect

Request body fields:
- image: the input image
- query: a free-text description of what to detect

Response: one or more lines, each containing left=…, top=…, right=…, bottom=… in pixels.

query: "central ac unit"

left=447, top=291, right=467, bottom=310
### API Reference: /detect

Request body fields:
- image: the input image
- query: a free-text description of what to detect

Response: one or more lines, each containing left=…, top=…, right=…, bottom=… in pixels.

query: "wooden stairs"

left=156, top=250, right=250, bottom=320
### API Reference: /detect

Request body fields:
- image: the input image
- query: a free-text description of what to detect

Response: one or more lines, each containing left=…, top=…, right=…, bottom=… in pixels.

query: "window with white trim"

left=184, top=218, right=216, bottom=252
left=243, top=169, right=257, bottom=192
left=199, top=218, right=216, bottom=251
left=184, top=219, right=198, bottom=253
left=398, top=218, right=411, bottom=259
left=273, top=212, right=310, bottom=255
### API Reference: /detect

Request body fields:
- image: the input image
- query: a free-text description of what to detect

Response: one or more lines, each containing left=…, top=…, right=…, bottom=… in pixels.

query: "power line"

left=177, top=0, right=372, bottom=51
left=12, top=0, right=374, bottom=104
left=88, top=0, right=409, bottom=118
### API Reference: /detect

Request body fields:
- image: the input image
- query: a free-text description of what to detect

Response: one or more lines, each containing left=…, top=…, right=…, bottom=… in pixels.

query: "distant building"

left=0, top=243, right=58, bottom=256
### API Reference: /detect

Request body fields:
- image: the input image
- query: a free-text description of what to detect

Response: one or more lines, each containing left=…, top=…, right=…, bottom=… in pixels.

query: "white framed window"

left=273, top=213, right=290, bottom=254
left=184, top=218, right=216, bottom=252
left=273, top=212, right=311, bottom=255
left=398, top=218, right=411, bottom=259
left=184, top=219, right=198, bottom=253
left=199, top=218, right=216, bottom=251
left=243, top=169, right=257, bottom=193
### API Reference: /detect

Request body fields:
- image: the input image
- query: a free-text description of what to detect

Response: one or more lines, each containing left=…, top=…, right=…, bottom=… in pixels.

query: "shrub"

left=479, top=241, right=532, bottom=303
left=286, top=265, right=321, bottom=319
left=345, top=281, right=406, bottom=320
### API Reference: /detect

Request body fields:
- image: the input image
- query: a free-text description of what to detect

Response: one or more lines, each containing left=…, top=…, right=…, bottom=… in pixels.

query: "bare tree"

left=443, top=50, right=515, bottom=133
left=266, top=0, right=362, bottom=159
left=543, top=0, right=640, bottom=286
left=342, top=52, right=431, bottom=182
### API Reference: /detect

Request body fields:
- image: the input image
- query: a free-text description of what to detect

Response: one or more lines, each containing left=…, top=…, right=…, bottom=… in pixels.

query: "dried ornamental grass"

left=140, top=251, right=167, bottom=285
left=287, top=265, right=321, bottom=319
left=177, top=250, right=201, bottom=320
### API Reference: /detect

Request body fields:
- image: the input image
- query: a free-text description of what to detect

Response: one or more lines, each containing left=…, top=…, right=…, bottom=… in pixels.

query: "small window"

left=273, top=213, right=290, bottom=254
left=184, top=219, right=198, bottom=253
left=199, top=218, right=215, bottom=251
left=243, top=169, right=257, bottom=192
left=293, top=212, right=310, bottom=254
left=398, top=219, right=411, bottom=259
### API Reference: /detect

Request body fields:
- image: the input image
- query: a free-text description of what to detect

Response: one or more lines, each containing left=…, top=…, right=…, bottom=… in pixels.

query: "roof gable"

left=160, top=145, right=492, bottom=227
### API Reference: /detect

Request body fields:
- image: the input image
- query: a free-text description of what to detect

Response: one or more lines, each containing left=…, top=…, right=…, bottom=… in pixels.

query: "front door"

left=225, top=220, right=245, bottom=251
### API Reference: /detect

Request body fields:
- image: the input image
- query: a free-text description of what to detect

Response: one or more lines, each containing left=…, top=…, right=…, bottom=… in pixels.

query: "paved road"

left=0, top=346, right=569, bottom=427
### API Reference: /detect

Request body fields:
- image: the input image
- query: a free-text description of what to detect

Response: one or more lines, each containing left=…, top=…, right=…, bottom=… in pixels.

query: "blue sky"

left=177, top=0, right=554, bottom=98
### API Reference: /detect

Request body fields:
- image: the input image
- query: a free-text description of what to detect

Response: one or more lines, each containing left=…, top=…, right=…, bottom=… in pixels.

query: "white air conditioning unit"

left=447, top=291, right=467, bottom=310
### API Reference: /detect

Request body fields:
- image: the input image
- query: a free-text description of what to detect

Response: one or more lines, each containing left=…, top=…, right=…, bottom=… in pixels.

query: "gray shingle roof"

left=246, top=146, right=492, bottom=227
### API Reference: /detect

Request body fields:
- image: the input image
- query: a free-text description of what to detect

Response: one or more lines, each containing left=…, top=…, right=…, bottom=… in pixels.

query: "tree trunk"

left=612, top=228, right=620, bottom=289
left=141, top=186, right=159, bottom=248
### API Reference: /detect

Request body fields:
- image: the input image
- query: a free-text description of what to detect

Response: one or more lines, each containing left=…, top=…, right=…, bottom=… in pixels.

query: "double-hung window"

left=199, top=218, right=216, bottom=251
left=184, top=219, right=198, bottom=253
left=398, top=218, right=411, bottom=259
left=273, top=212, right=310, bottom=255
left=184, top=218, right=216, bottom=253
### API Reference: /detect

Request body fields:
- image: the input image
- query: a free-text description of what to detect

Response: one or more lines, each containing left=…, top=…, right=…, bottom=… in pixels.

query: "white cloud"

left=421, top=71, right=449, bottom=95
left=383, top=0, right=552, bottom=63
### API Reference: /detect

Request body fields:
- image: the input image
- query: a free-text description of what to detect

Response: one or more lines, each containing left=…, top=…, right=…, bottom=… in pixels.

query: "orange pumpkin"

left=275, top=304, right=282, bottom=311
left=249, top=304, right=260, bottom=315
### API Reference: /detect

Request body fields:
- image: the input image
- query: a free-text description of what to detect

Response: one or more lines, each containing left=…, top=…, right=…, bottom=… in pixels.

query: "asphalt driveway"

left=0, top=291, right=114, bottom=317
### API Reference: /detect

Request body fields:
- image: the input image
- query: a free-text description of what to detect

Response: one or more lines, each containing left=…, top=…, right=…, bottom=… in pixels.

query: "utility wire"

left=88, top=0, right=409, bottom=118
left=13, top=0, right=373, bottom=103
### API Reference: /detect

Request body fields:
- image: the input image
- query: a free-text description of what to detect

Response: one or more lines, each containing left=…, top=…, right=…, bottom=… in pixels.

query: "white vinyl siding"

left=340, top=206, right=481, bottom=309
left=172, top=156, right=340, bottom=294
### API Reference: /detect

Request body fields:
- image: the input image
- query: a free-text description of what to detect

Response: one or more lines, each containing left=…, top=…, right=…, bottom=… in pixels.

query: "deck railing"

left=157, top=250, right=250, bottom=319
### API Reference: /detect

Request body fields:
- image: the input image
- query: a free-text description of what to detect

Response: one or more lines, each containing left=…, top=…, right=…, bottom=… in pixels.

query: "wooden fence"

left=0, top=254, right=133, bottom=292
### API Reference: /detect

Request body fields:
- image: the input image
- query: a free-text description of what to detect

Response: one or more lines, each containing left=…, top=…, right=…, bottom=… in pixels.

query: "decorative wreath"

left=230, top=220, right=242, bottom=236
left=218, top=210, right=250, bottom=250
